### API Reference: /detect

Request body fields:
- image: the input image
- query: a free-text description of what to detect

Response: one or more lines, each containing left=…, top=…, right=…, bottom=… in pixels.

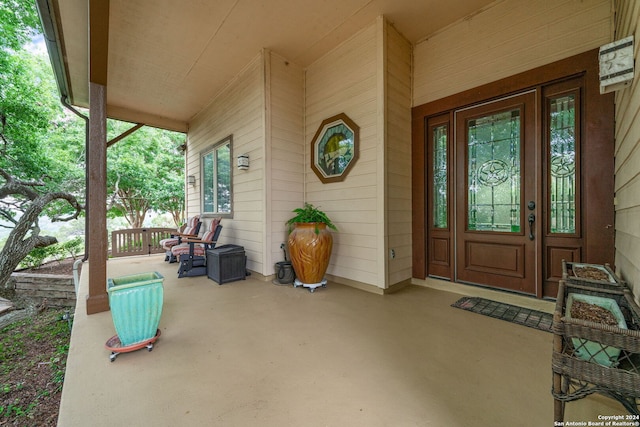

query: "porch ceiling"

left=44, top=0, right=495, bottom=132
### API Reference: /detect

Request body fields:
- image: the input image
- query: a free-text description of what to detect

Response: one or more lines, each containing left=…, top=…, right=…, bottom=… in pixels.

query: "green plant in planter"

left=286, top=203, right=337, bottom=234
left=286, top=203, right=336, bottom=289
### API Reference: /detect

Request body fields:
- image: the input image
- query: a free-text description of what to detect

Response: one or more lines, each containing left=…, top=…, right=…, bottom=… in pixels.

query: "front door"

left=455, top=92, right=538, bottom=294
left=415, top=50, right=615, bottom=299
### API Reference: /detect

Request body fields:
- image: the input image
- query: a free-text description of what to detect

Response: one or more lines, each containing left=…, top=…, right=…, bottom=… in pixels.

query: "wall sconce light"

left=187, top=175, right=196, bottom=186
left=237, top=154, right=250, bottom=170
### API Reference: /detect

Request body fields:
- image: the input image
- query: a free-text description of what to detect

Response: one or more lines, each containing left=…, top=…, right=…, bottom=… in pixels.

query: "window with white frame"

left=201, top=135, right=232, bottom=215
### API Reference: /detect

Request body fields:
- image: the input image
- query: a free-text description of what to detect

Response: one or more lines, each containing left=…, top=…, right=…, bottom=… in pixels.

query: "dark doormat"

left=451, top=297, right=553, bottom=332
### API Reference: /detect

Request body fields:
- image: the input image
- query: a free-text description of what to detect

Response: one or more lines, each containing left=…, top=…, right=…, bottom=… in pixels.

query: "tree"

left=0, top=0, right=40, bottom=52
left=0, top=0, right=84, bottom=196
left=0, top=0, right=86, bottom=284
left=153, top=159, right=186, bottom=227
left=0, top=169, right=82, bottom=287
left=107, top=122, right=185, bottom=228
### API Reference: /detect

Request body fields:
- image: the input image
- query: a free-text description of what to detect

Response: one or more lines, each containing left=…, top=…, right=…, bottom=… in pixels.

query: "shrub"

left=18, top=237, right=84, bottom=269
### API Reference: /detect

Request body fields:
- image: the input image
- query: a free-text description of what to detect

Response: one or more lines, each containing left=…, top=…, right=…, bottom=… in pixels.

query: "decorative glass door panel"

left=467, top=110, right=521, bottom=233
left=543, top=82, right=584, bottom=298
left=549, top=94, right=577, bottom=234
left=427, top=114, right=453, bottom=279
left=433, top=124, right=448, bottom=229
left=455, top=92, right=537, bottom=295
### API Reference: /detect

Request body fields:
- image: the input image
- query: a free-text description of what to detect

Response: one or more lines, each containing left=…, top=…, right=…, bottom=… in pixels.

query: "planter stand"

left=105, top=329, right=161, bottom=362
left=293, top=278, right=327, bottom=293
left=552, top=281, right=640, bottom=420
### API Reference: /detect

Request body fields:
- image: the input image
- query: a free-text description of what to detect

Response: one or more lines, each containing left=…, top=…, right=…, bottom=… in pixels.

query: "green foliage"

left=0, top=0, right=40, bottom=53
left=0, top=0, right=85, bottom=281
left=0, top=51, right=63, bottom=181
left=0, top=400, right=36, bottom=418
left=59, top=237, right=83, bottom=259
left=106, top=122, right=185, bottom=227
left=286, top=203, right=337, bottom=233
left=18, top=237, right=84, bottom=269
left=0, top=0, right=86, bottom=226
left=0, top=0, right=65, bottom=184
left=0, top=329, right=25, bottom=374
left=18, top=246, right=56, bottom=269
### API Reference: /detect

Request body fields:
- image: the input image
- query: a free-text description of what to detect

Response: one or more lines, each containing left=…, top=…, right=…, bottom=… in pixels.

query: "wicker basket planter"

left=565, top=293, right=627, bottom=367
left=552, top=281, right=640, bottom=420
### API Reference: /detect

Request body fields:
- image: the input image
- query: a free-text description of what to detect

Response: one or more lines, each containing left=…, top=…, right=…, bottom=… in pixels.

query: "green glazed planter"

left=107, top=272, right=164, bottom=346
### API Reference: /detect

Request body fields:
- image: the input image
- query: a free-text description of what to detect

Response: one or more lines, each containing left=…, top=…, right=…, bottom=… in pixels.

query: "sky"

left=27, top=33, right=47, bottom=55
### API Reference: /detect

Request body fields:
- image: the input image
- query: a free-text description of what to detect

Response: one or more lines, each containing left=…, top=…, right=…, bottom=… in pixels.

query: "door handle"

left=528, top=213, right=535, bottom=241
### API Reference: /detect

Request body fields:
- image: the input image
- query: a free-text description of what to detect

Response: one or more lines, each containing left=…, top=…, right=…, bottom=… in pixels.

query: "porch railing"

left=111, top=227, right=176, bottom=258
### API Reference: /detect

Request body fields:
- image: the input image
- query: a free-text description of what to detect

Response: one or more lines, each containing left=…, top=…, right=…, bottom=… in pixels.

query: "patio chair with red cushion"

left=174, top=218, right=222, bottom=278
left=159, top=215, right=201, bottom=263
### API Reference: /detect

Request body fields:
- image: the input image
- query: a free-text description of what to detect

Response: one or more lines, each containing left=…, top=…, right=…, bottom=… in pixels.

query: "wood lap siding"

left=384, top=23, right=412, bottom=287
left=613, top=0, right=640, bottom=297
left=187, top=51, right=305, bottom=277
left=305, top=23, right=379, bottom=286
left=188, top=55, right=265, bottom=273
left=267, top=51, right=304, bottom=270
left=413, top=0, right=612, bottom=106
left=303, top=18, right=412, bottom=290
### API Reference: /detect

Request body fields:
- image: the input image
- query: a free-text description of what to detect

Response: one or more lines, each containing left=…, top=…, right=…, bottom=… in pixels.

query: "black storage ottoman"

left=206, top=244, right=246, bottom=284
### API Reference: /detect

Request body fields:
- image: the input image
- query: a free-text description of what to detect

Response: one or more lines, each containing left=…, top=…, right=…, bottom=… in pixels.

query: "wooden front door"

left=455, top=92, right=538, bottom=294
left=414, top=50, right=615, bottom=299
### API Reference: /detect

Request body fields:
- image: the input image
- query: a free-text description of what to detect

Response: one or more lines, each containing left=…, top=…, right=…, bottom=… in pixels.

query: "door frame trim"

left=412, top=49, right=615, bottom=298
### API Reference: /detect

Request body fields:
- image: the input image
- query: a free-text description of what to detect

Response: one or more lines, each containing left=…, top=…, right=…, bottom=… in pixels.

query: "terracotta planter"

left=287, top=223, right=333, bottom=284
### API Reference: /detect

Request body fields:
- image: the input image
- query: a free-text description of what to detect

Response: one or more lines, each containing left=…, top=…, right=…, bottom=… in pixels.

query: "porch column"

left=86, top=0, right=110, bottom=314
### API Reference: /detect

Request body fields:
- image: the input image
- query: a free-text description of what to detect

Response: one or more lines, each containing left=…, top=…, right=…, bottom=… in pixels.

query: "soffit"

left=54, top=0, right=496, bottom=131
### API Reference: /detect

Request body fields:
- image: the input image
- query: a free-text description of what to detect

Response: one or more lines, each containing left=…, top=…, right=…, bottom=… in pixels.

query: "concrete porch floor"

left=58, top=255, right=622, bottom=426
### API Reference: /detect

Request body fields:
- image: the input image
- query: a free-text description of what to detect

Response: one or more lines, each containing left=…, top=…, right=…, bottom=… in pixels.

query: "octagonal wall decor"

left=310, top=113, right=359, bottom=183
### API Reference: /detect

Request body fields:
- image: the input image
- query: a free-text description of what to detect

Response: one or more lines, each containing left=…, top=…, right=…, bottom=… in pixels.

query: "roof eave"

left=36, top=0, right=72, bottom=103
